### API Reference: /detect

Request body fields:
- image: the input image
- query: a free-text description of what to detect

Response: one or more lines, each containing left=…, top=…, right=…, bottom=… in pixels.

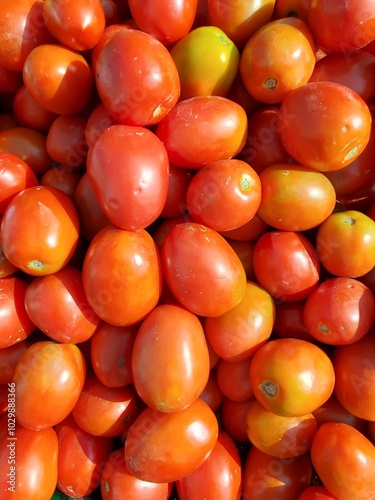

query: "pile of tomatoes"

left=2, top=0, right=375, bottom=499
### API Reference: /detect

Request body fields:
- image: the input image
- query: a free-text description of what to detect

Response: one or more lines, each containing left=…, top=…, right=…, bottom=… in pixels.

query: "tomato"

left=1, top=186, right=80, bottom=276
left=258, top=163, right=336, bottom=231
left=40, top=165, right=81, bottom=199
left=316, top=209, right=375, bottom=277
left=253, top=230, right=320, bottom=302
left=186, top=158, right=261, bottom=232
left=307, top=0, right=375, bottom=53
left=205, top=280, right=275, bottom=362
left=87, top=124, right=169, bottom=231
left=84, top=102, right=119, bottom=150
left=199, top=370, right=224, bottom=412
left=170, top=25, right=239, bottom=100
left=72, top=373, right=138, bottom=437
left=128, top=0, right=197, bottom=46
left=219, top=212, right=269, bottom=242
left=0, top=239, right=17, bottom=278
left=0, top=126, right=52, bottom=175
left=298, top=485, right=339, bottom=499
left=82, top=225, right=162, bottom=326
left=273, top=0, right=311, bottom=21
left=0, top=276, right=35, bottom=349
left=221, top=397, right=253, bottom=443
left=241, top=447, right=312, bottom=500
left=101, top=449, right=171, bottom=500
left=0, top=67, right=23, bottom=94
left=43, top=0, right=106, bottom=51
left=208, top=0, right=275, bottom=48
left=303, top=277, right=375, bottom=345
left=23, top=44, right=94, bottom=116
left=0, top=425, right=58, bottom=500
left=278, top=81, right=372, bottom=171
left=0, top=0, right=55, bottom=72
left=131, top=304, right=210, bottom=412
left=124, top=397, right=219, bottom=483
left=245, top=398, right=318, bottom=458
left=161, top=222, right=247, bottom=317
left=226, top=239, right=256, bottom=281
left=249, top=338, right=335, bottom=417
left=13, top=341, right=86, bottom=430
left=46, top=114, right=88, bottom=170
left=155, top=95, right=248, bottom=169
left=91, top=321, right=138, bottom=388
left=0, top=152, right=38, bottom=215
left=12, top=85, right=57, bottom=133
left=55, top=416, right=113, bottom=498
left=311, top=422, right=375, bottom=500
left=332, top=329, right=375, bottom=421
left=240, top=17, right=316, bottom=103
left=176, top=431, right=242, bottom=500
left=159, top=164, right=194, bottom=219
left=95, top=28, right=180, bottom=126
left=0, top=340, right=29, bottom=384
left=216, top=357, right=253, bottom=402
left=273, top=301, right=312, bottom=342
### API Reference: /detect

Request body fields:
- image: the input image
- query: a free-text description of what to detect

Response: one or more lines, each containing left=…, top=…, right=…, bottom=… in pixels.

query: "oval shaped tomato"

left=161, top=222, right=247, bottom=317
left=12, top=84, right=57, bottom=133
left=0, top=340, right=29, bottom=384
left=87, top=124, right=169, bottom=231
left=82, top=225, right=162, bottom=326
left=13, top=341, right=86, bottom=430
left=155, top=95, right=248, bottom=169
left=257, top=163, right=336, bottom=231
left=132, top=304, right=210, bottom=412
left=0, top=425, right=58, bottom=500
left=221, top=397, right=252, bottom=443
left=186, top=158, right=262, bottom=232
left=95, top=28, right=180, bottom=126
left=1, top=186, right=80, bottom=276
left=311, top=422, right=375, bottom=500
left=216, top=357, right=253, bottom=402
left=40, top=165, right=81, bottom=199
left=124, top=398, right=219, bottom=483
left=249, top=338, right=335, bottom=417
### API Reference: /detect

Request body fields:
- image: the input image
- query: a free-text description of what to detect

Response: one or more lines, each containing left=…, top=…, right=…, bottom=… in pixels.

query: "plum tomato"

left=216, top=357, right=254, bottom=402
left=161, top=222, right=247, bottom=317
left=249, top=338, right=335, bottom=417
left=298, top=485, right=341, bottom=499
left=0, top=340, right=29, bottom=384
left=12, top=84, right=57, bottom=133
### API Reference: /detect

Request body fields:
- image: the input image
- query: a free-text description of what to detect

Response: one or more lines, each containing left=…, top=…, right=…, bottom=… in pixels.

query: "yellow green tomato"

left=170, top=26, right=240, bottom=100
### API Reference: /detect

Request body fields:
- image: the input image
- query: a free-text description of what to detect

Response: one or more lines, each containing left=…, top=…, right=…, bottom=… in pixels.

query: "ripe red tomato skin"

left=0, top=340, right=30, bottom=384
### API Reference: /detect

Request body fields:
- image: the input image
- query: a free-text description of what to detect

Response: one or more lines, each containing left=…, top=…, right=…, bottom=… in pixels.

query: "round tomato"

left=1, top=186, right=80, bottom=276
left=13, top=341, right=86, bottom=430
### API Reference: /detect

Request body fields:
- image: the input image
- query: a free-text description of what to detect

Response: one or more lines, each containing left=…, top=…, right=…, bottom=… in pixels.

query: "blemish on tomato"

left=27, top=259, right=46, bottom=270
left=260, top=380, right=278, bottom=398
left=319, top=323, right=330, bottom=335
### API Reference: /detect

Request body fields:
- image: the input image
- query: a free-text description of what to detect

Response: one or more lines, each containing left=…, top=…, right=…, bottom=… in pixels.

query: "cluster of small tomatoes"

left=2, top=0, right=375, bottom=499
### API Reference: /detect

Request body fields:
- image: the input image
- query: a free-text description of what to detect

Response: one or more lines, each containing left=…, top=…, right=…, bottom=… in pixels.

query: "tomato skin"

left=13, top=341, right=86, bottom=430
left=0, top=340, right=29, bottom=384
left=160, top=164, right=193, bottom=219
left=258, top=164, right=336, bottom=231
left=161, top=222, right=247, bottom=317
left=311, top=422, right=375, bottom=500
left=131, top=304, right=210, bottom=412
left=221, top=397, right=252, bottom=443
left=87, top=124, right=169, bottom=231
left=155, top=95, right=248, bottom=169
left=249, top=338, right=335, bottom=417
left=82, top=225, right=162, bottom=327
left=273, top=301, right=312, bottom=342
left=95, top=28, right=180, bottom=126
left=1, top=186, right=80, bottom=276
left=40, top=165, right=81, bottom=199
left=0, top=276, right=35, bottom=349
left=55, top=416, right=113, bottom=498
left=298, top=485, right=339, bottom=499
left=176, top=431, right=242, bottom=500
left=216, top=357, right=253, bottom=402
left=278, top=81, right=372, bottom=172
left=12, top=84, right=57, bottom=133
left=124, top=398, right=219, bottom=483
left=0, top=425, right=58, bottom=500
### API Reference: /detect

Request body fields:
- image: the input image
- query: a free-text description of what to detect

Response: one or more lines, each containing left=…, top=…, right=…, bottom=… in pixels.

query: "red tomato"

left=87, top=124, right=169, bottom=231
left=155, top=95, right=248, bottom=169
left=199, top=370, right=224, bottom=412
left=82, top=225, right=162, bottom=326
left=273, top=0, right=311, bottom=21
left=131, top=304, right=210, bottom=412
left=186, top=159, right=262, bottom=232
left=278, top=81, right=372, bottom=172
left=161, top=222, right=247, bottom=316
left=72, top=373, right=139, bottom=437
left=12, top=85, right=57, bottom=133
left=84, top=102, right=119, bottom=150
left=253, top=230, right=320, bottom=302
left=95, top=28, right=180, bottom=126
left=23, top=44, right=94, bottom=116
left=311, top=422, right=375, bottom=500
left=43, top=0, right=106, bottom=51
left=0, top=340, right=29, bottom=384
left=159, top=164, right=194, bottom=219
left=249, top=338, right=335, bottom=417
left=24, top=266, right=100, bottom=344
left=0, top=425, right=58, bottom=500
left=55, top=416, right=113, bottom=498
left=216, top=357, right=253, bottom=402
left=221, top=397, right=252, bottom=443
left=40, top=166, right=81, bottom=199
left=298, top=485, right=339, bottom=499
left=13, top=341, right=86, bottom=430
left=0, top=239, right=17, bottom=278
left=1, top=186, right=80, bottom=276
left=0, top=276, right=35, bottom=349
left=273, top=301, right=312, bottom=342
left=0, top=67, right=23, bottom=94
left=124, top=398, right=219, bottom=483
left=219, top=212, right=269, bottom=242
left=176, top=431, right=242, bottom=500
left=226, top=239, right=256, bottom=281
